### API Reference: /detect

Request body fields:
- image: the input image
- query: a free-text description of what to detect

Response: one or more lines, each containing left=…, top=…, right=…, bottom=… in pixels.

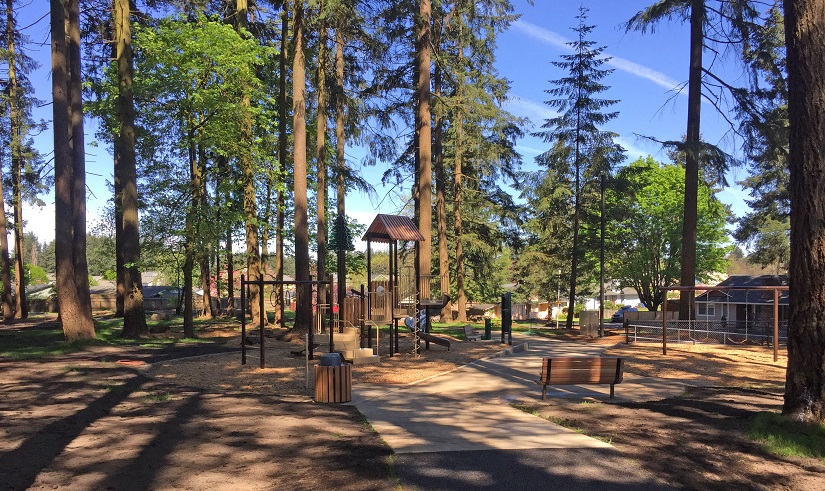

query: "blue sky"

left=19, top=0, right=752, bottom=247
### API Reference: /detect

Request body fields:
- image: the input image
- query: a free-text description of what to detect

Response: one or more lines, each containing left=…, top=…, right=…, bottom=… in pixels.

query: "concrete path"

left=350, top=334, right=682, bottom=489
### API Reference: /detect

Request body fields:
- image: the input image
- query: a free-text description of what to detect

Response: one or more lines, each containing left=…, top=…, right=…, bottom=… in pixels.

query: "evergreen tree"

left=532, top=7, right=623, bottom=329
left=731, top=4, right=789, bottom=274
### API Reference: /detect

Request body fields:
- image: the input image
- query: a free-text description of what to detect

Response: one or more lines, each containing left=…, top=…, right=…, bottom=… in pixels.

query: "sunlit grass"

left=143, top=391, right=171, bottom=403
left=748, top=412, right=825, bottom=461
left=0, top=314, right=237, bottom=360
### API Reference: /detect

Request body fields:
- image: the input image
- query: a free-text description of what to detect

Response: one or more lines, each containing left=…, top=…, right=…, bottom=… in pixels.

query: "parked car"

left=611, top=305, right=638, bottom=323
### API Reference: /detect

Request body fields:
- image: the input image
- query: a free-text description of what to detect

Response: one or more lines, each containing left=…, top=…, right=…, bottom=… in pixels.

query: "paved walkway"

left=350, top=334, right=683, bottom=489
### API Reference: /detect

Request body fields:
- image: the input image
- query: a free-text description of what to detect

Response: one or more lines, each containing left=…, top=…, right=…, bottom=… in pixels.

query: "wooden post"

left=662, top=294, right=668, bottom=355
left=773, top=288, right=779, bottom=362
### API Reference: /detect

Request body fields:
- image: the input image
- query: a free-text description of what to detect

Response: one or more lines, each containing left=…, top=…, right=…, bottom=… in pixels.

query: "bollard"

left=483, top=318, right=492, bottom=340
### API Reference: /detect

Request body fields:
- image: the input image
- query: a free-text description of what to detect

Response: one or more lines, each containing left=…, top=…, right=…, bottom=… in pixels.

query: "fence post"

left=773, top=288, right=779, bottom=362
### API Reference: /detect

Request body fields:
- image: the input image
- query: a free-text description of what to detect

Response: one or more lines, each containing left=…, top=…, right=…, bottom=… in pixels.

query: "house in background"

left=584, top=285, right=642, bottom=310
left=694, top=275, right=788, bottom=325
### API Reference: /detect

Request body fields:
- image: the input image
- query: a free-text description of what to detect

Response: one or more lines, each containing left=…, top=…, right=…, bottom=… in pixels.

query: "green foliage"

left=88, top=276, right=99, bottom=287
left=102, top=270, right=118, bottom=281
left=748, top=412, right=825, bottom=461
left=606, top=157, right=730, bottom=311
left=26, top=265, right=48, bottom=285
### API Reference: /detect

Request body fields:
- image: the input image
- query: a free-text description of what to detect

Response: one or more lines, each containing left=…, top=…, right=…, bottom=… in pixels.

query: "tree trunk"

left=235, top=0, right=263, bottom=328
left=335, top=29, right=346, bottom=313
left=182, top=136, right=197, bottom=338
left=114, top=0, right=147, bottom=336
left=7, top=0, right=26, bottom=320
left=782, top=0, right=825, bottom=424
left=51, top=0, right=95, bottom=340
left=1, top=0, right=17, bottom=321
left=416, top=0, right=433, bottom=304
left=197, top=143, right=213, bottom=319
left=0, top=184, right=12, bottom=321
left=292, top=0, right=312, bottom=330
left=114, top=144, right=125, bottom=317
left=274, top=4, right=289, bottom=327
left=454, top=24, right=466, bottom=323
left=433, top=42, right=451, bottom=321
left=216, top=154, right=233, bottom=316
left=454, top=117, right=466, bottom=323
left=566, top=121, right=582, bottom=331
left=111, top=26, right=124, bottom=319
left=226, top=233, right=234, bottom=316
left=316, top=25, right=328, bottom=312
left=678, top=0, right=703, bottom=320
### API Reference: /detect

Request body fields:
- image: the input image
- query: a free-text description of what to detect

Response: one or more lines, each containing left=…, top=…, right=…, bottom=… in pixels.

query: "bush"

left=102, top=269, right=117, bottom=281
left=27, top=265, right=49, bottom=285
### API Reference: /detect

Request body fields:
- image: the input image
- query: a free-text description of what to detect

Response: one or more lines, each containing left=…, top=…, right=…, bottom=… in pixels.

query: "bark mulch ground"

left=3, top=318, right=825, bottom=490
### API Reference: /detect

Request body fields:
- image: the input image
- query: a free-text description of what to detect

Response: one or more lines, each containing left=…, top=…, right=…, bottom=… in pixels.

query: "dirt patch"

left=514, top=338, right=825, bottom=491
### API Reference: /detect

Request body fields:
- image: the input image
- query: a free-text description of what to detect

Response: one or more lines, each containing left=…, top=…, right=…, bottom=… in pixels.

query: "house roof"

left=696, top=275, right=789, bottom=305
left=362, top=214, right=425, bottom=243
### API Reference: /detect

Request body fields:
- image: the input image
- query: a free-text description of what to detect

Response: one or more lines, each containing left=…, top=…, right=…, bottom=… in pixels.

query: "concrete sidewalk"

left=350, top=334, right=687, bottom=455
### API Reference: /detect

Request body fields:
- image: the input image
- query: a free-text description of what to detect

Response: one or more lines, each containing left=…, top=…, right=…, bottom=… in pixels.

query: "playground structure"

left=362, top=214, right=452, bottom=356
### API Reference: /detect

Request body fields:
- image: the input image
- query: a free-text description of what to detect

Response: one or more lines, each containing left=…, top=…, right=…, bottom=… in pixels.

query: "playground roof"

left=362, top=214, right=425, bottom=243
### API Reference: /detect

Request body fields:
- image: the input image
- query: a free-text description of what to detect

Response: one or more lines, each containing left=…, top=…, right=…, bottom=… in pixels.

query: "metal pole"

left=241, top=274, right=246, bottom=365
left=599, top=173, right=605, bottom=338
left=773, top=288, right=779, bottom=362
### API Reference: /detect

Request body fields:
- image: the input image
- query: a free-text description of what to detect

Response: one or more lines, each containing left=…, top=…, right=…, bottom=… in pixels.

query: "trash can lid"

left=319, top=352, right=343, bottom=366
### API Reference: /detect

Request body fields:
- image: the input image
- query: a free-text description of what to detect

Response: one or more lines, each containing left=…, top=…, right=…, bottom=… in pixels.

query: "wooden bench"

left=463, top=324, right=481, bottom=341
left=536, top=357, right=623, bottom=400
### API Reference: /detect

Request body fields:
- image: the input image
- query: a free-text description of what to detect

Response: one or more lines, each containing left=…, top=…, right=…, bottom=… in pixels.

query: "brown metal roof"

left=362, top=214, right=424, bottom=243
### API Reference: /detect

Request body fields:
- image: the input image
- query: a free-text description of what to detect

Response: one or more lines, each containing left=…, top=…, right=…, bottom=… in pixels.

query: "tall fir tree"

left=532, top=7, right=623, bottom=329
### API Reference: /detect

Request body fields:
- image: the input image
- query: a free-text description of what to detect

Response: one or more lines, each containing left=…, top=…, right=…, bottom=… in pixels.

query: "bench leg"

left=542, top=385, right=547, bottom=400
left=610, top=384, right=614, bottom=399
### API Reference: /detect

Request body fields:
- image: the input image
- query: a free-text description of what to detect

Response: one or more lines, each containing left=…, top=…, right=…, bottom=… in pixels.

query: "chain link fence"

left=626, top=319, right=788, bottom=346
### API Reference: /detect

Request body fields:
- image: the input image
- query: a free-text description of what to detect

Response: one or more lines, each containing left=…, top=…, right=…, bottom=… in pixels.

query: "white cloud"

left=23, top=201, right=55, bottom=245
left=605, top=57, right=681, bottom=92
left=505, top=96, right=559, bottom=122
left=516, top=144, right=544, bottom=156
left=513, top=20, right=680, bottom=91
left=616, top=136, right=651, bottom=160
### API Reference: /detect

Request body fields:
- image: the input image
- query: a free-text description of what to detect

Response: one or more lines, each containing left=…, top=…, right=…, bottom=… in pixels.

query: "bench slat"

left=546, top=369, right=621, bottom=384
